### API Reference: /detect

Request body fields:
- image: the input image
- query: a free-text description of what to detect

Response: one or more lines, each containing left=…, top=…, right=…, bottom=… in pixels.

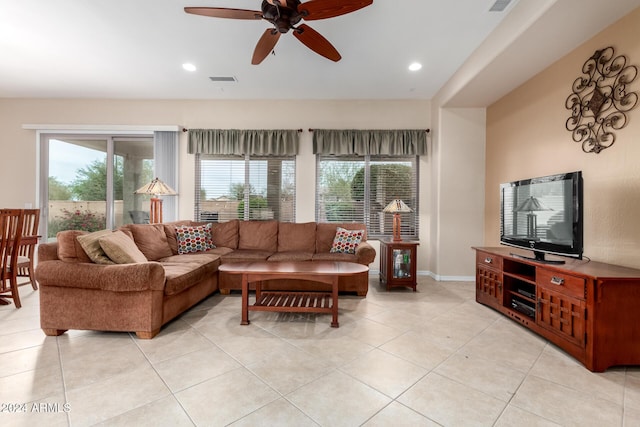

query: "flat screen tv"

left=500, top=171, right=583, bottom=264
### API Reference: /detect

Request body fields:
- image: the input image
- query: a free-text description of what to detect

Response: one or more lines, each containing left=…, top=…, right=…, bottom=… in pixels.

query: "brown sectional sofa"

left=215, top=220, right=374, bottom=295
left=35, top=220, right=375, bottom=338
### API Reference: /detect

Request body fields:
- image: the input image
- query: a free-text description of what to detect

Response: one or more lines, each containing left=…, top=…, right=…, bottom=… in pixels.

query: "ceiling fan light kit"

left=185, top=0, right=373, bottom=64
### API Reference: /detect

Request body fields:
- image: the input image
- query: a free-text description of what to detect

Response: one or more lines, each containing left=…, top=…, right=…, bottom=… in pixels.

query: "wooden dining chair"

left=16, top=208, right=40, bottom=290
left=0, top=209, right=24, bottom=308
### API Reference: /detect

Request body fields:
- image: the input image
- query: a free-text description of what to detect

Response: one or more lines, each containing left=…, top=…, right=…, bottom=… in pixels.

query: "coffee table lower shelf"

left=247, top=291, right=337, bottom=326
left=253, top=291, right=334, bottom=313
left=218, top=261, right=370, bottom=329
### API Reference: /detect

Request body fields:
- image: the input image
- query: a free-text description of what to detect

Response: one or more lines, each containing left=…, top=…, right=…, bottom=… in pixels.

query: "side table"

left=379, top=239, right=419, bottom=291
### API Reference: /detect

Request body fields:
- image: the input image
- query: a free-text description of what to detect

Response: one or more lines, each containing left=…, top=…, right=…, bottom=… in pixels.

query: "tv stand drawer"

left=537, top=269, right=585, bottom=299
left=476, top=251, right=502, bottom=270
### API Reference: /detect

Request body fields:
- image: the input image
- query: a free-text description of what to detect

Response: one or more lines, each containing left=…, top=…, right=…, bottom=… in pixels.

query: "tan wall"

left=486, top=8, right=640, bottom=268
left=0, top=99, right=434, bottom=271
left=433, top=108, right=486, bottom=277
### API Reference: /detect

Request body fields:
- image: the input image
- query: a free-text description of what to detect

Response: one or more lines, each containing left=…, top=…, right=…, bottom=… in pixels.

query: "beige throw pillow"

left=99, top=230, right=148, bottom=264
left=76, top=229, right=116, bottom=265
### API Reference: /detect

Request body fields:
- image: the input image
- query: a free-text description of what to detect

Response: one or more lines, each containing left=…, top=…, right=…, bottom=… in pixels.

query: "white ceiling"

left=1, top=0, right=639, bottom=105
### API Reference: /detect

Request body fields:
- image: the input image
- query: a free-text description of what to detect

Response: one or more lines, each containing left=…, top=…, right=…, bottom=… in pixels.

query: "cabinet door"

left=391, top=248, right=413, bottom=279
left=537, top=286, right=586, bottom=347
left=476, top=265, right=502, bottom=306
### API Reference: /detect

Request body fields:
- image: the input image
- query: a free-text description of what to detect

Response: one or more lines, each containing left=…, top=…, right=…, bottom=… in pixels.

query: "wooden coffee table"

left=218, top=261, right=369, bottom=328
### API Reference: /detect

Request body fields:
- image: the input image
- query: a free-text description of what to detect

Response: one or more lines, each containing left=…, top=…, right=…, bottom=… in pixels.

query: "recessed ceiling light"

left=182, top=63, right=197, bottom=72
left=408, top=62, right=422, bottom=71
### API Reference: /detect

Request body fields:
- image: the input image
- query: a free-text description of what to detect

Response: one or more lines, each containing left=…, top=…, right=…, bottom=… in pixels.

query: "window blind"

left=195, top=154, right=296, bottom=223
left=316, top=155, right=419, bottom=239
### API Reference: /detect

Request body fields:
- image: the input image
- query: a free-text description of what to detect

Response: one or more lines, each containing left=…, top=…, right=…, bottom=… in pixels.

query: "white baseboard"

left=369, top=270, right=474, bottom=282
left=421, top=270, right=474, bottom=282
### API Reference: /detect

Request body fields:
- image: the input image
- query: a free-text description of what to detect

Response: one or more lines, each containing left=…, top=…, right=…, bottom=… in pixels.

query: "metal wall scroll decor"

left=565, top=46, right=638, bottom=154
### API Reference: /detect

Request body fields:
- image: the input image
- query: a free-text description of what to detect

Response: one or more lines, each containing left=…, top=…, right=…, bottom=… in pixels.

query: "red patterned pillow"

left=175, top=223, right=215, bottom=254
left=329, top=227, right=365, bottom=254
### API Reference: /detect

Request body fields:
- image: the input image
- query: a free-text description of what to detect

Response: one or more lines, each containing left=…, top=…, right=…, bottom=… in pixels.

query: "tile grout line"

left=180, top=310, right=313, bottom=425
left=55, top=336, right=72, bottom=427
left=124, top=331, right=200, bottom=427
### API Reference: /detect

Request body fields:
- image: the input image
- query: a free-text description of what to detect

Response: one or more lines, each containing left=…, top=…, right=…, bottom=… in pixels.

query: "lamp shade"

left=514, top=196, right=550, bottom=213
left=134, top=178, right=177, bottom=196
left=383, top=199, right=413, bottom=213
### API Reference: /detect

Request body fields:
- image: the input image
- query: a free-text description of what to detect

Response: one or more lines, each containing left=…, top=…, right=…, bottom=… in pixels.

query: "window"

left=39, top=130, right=178, bottom=241
left=42, top=135, right=154, bottom=240
left=316, top=155, right=419, bottom=239
left=195, top=154, right=296, bottom=222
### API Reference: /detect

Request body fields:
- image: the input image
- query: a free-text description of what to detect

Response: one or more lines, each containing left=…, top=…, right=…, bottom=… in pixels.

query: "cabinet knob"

left=484, top=257, right=493, bottom=264
left=550, top=276, right=565, bottom=286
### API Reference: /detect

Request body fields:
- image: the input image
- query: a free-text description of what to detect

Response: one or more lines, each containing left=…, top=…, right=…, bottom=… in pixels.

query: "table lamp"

left=134, top=178, right=177, bottom=224
left=514, top=195, right=551, bottom=238
left=383, top=199, right=412, bottom=242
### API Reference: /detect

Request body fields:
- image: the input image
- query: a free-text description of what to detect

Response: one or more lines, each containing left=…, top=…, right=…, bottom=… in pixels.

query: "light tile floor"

left=1, top=276, right=639, bottom=426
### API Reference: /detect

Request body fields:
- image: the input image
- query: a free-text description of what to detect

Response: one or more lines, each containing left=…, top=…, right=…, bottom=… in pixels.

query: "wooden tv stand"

left=474, top=247, right=640, bottom=372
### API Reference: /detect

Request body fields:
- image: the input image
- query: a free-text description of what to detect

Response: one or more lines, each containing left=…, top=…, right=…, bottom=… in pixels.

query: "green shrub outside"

left=48, top=209, right=106, bottom=238
left=237, top=196, right=268, bottom=220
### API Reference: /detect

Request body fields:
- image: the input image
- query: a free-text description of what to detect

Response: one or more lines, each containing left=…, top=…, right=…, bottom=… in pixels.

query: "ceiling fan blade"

left=252, top=29, right=281, bottom=64
left=298, top=0, right=373, bottom=21
left=293, top=24, right=341, bottom=62
left=184, top=7, right=263, bottom=20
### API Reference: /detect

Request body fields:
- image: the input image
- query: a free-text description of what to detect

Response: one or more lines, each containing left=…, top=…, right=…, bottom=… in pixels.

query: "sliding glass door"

left=114, top=137, right=154, bottom=226
left=41, top=135, right=153, bottom=240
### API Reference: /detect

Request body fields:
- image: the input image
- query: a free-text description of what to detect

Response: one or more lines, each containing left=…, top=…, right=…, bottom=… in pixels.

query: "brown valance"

left=312, top=129, right=427, bottom=156
left=187, top=129, right=299, bottom=155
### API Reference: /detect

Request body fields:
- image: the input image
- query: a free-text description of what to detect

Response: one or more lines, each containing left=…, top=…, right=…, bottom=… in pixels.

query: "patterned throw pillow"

left=175, top=223, right=215, bottom=254
left=329, top=227, right=365, bottom=254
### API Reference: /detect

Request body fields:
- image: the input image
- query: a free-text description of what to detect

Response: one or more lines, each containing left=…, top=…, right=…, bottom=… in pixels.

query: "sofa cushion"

left=160, top=252, right=221, bottom=263
left=158, top=246, right=232, bottom=260
left=238, top=220, right=278, bottom=251
left=277, top=222, right=316, bottom=253
left=76, top=229, right=116, bottom=265
left=316, top=223, right=368, bottom=253
left=211, top=220, right=239, bottom=249
left=176, top=223, right=215, bottom=254
left=56, top=230, right=92, bottom=263
left=203, top=246, right=234, bottom=257
left=221, top=249, right=273, bottom=263
left=160, top=254, right=220, bottom=296
left=99, top=230, right=148, bottom=264
left=312, top=252, right=359, bottom=263
left=268, top=251, right=314, bottom=262
left=329, top=227, right=365, bottom=254
left=127, top=224, right=173, bottom=261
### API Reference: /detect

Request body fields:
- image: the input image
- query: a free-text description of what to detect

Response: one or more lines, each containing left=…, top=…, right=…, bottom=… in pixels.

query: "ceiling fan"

left=185, top=0, right=373, bottom=64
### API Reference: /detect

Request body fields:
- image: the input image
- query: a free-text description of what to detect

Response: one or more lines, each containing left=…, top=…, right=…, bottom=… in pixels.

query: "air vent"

left=489, top=0, right=512, bottom=12
left=209, top=76, right=237, bottom=82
